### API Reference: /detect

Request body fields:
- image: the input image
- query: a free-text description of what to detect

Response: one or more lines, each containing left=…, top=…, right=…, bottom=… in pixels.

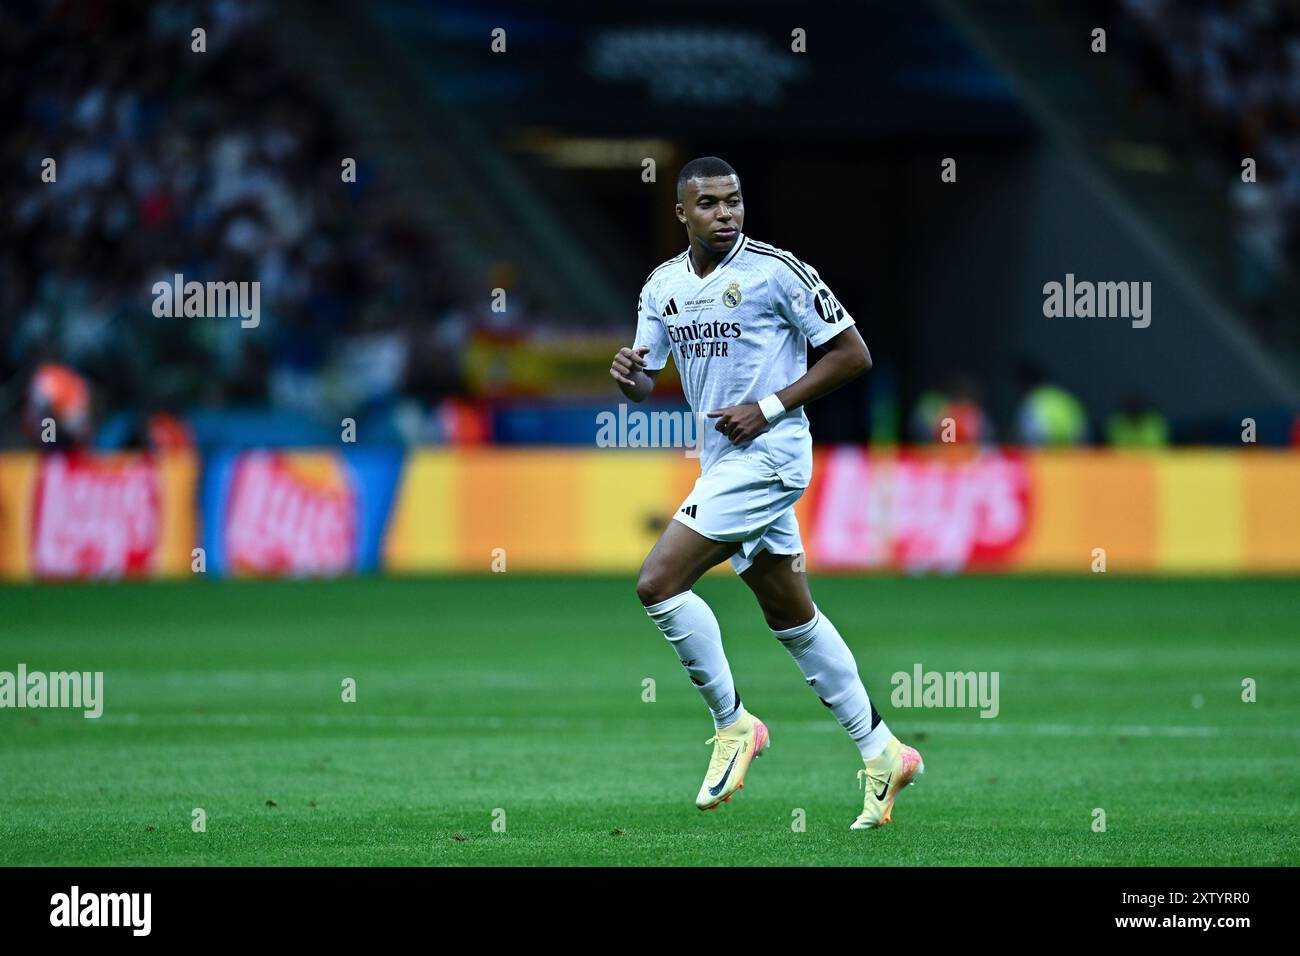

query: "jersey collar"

left=685, top=233, right=747, bottom=278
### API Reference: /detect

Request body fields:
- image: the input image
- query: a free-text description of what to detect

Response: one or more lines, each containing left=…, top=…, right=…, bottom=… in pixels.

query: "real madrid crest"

left=723, top=282, right=742, bottom=309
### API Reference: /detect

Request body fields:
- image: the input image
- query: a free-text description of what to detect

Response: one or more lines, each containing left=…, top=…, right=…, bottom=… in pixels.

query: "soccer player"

left=609, top=157, right=923, bottom=829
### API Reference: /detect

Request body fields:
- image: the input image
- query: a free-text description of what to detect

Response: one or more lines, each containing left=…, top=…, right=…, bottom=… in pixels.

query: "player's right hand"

left=610, top=346, right=650, bottom=387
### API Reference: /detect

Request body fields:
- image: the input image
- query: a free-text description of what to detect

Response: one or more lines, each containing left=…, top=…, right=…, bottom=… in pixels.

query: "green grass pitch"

left=1, top=575, right=1296, bottom=866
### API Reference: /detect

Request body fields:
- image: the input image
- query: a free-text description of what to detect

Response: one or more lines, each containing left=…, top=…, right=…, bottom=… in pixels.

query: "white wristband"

left=758, top=393, right=786, bottom=424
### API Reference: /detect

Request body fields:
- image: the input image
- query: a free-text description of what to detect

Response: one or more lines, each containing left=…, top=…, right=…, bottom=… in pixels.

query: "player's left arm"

left=707, top=327, right=870, bottom=443
left=708, top=260, right=871, bottom=445
left=774, top=323, right=872, bottom=409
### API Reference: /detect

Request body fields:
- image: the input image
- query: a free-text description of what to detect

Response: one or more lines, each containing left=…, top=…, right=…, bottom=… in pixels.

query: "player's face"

left=676, top=176, right=744, bottom=253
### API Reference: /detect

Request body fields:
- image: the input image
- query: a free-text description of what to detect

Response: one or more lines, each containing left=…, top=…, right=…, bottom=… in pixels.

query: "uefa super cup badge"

left=723, top=282, right=743, bottom=308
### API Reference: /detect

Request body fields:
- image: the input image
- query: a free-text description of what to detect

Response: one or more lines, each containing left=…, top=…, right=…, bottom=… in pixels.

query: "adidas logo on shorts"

left=680, top=504, right=697, bottom=518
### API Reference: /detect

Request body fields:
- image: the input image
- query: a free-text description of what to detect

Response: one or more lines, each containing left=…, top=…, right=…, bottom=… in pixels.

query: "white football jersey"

left=633, top=233, right=856, bottom=487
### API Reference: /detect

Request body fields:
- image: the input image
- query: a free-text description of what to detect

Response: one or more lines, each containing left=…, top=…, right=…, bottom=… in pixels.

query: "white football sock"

left=772, top=606, right=891, bottom=759
left=644, top=590, right=743, bottom=730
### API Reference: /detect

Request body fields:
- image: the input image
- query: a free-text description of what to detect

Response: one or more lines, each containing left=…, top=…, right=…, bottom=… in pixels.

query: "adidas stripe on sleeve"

left=752, top=243, right=855, bottom=348
left=633, top=261, right=680, bottom=371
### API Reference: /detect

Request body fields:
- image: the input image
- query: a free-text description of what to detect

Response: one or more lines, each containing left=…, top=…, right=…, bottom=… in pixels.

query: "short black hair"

left=676, top=156, right=739, bottom=202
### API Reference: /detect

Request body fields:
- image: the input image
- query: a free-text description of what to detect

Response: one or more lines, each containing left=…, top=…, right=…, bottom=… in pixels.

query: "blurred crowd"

left=1115, top=0, right=1300, bottom=315
left=0, top=0, right=480, bottom=450
left=907, top=366, right=1174, bottom=449
left=3, top=1, right=1294, bottom=452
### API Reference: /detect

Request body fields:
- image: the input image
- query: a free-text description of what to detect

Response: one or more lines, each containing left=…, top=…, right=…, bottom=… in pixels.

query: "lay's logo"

left=32, top=453, right=161, bottom=578
left=812, top=448, right=1030, bottom=573
left=224, top=452, right=357, bottom=576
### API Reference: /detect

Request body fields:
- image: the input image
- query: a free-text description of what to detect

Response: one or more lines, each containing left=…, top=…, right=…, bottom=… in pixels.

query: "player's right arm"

left=610, top=346, right=659, bottom=402
left=611, top=283, right=670, bottom=403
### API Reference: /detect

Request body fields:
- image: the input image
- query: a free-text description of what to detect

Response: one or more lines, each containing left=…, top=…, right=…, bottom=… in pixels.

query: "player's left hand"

left=707, top=404, right=768, bottom=445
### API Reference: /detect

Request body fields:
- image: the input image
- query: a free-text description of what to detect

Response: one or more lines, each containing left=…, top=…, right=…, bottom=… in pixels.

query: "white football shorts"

left=671, top=452, right=806, bottom=575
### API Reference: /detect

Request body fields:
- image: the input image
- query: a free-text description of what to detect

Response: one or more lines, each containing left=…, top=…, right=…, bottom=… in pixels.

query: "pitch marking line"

left=78, top=713, right=1300, bottom=739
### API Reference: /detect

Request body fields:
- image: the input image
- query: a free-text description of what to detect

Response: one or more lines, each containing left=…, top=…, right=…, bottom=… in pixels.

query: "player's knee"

left=763, top=609, right=804, bottom=632
left=635, top=565, right=677, bottom=607
left=760, top=596, right=815, bottom=632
